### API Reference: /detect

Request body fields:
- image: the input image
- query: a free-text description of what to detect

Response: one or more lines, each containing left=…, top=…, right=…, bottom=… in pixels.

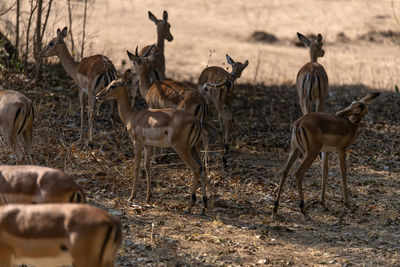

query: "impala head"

left=297, top=32, right=325, bottom=62
left=226, top=54, right=249, bottom=79
left=37, top=27, right=68, bottom=58
left=127, top=45, right=157, bottom=72
left=149, top=10, right=173, bottom=42
left=335, top=92, right=380, bottom=124
left=96, top=78, right=127, bottom=102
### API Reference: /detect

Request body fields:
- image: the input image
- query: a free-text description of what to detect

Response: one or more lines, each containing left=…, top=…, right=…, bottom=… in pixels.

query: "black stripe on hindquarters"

left=99, top=226, right=113, bottom=264
left=94, top=73, right=105, bottom=91
left=17, top=108, right=27, bottom=135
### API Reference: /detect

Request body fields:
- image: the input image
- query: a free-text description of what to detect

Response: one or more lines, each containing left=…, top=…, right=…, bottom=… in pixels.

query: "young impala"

left=296, top=32, right=328, bottom=114
left=0, top=165, right=85, bottom=205
left=128, top=46, right=212, bottom=169
left=96, top=76, right=208, bottom=215
left=37, top=27, right=117, bottom=142
left=0, top=203, right=121, bottom=267
left=273, top=93, right=380, bottom=219
left=198, top=54, right=249, bottom=170
left=0, top=88, right=34, bottom=164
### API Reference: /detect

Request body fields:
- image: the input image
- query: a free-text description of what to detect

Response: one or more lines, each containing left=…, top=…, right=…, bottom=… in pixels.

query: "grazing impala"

left=198, top=54, right=249, bottom=169
left=0, top=88, right=34, bottom=164
left=296, top=32, right=328, bottom=114
left=272, top=93, right=380, bottom=219
left=0, top=203, right=121, bottom=267
left=96, top=77, right=208, bottom=215
left=0, top=165, right=85, bottom=205
left=37, top=27, right=117, bottom=142
left=128, top=46, right=212, bottom=169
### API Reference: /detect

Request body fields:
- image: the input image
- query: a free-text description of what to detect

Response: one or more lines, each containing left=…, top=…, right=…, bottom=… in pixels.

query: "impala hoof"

left=184, top=207, right=192, bottom=214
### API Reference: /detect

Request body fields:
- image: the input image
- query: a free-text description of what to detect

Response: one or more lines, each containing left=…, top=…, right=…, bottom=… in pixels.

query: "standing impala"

left=0, top=165, right=85, bottom=205
left=0, top=88, right=34, bottom=164
left=296, top=32, right=328, bottom=114
left=198, top=54, right=249, bottom=169
left=37, top=27, right=117, bottom=142
left=139, top=10, right=173, bottom=81
left=128, top=46, right=212, bottom=169
left=96, top=76, right=208, bottom=215
left=0, top=203, right=121, bottom=267
left=273, top=93, right=380, bottom=219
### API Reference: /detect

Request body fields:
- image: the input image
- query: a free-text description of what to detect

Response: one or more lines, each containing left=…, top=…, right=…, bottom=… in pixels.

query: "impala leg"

left=79, top=89, right=85, bottom=142
left=201, top=131, right=209, bottom=171
left=129, top=141, right=143, bottom=201
left=191, top=145, right=207, bottom=215
left=22, top=129, right=34, bottom=165
left=295, top=151, right=319, bottom=217
left=88, top=91, right=95, bottom=142
left=144, top=145, right=153, bottom=203
left=273, top=149, right=299, bottom=218
left=175, top=147, right=202, bottom=214
left=320, top=152, right=329, bottom=208
left=4, top=131, right=24, bottom=164
left=338, top=150, right=350, bottom=207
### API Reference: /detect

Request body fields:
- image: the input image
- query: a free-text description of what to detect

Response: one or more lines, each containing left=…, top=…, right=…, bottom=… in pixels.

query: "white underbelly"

left=142, top=128, right=171, bottom=148
left=10, top=236, right=72, bottom=267
left=14, top=253, right=73, bottom=267
left=321, top=145, right=338, bottom=152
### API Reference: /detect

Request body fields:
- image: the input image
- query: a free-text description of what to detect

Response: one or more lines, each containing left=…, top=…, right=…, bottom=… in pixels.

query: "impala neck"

left=114, top=87, right=135, bottom=126
left=310, top=52, right=318, bottom=63
left=57, top=42, right=79, bottom=81
left=157, top=33, right=165, bottom=53
left=138, top=64, right=152, bottom=98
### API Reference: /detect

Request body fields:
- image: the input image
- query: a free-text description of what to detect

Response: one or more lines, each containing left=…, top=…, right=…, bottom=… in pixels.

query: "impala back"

left=0, top=165, right=85, bottom=205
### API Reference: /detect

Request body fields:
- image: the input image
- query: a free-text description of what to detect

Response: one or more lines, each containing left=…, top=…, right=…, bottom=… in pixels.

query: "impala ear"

left=59, top=27, right=68, bottom=39
left=317, top=33, right=323, bottom=42
left=226, top=54, right=234, bottom=65
left=148, top=11, right=158, bottom=23
left=243, top=60, right=249, bottom=68
left=359, top=92, right=380, bottom=104
left=163, top=10, right=168, bottom=22
left=297, top=32, right=310, bottom=46
left=126, top=50, right=141, bottom=64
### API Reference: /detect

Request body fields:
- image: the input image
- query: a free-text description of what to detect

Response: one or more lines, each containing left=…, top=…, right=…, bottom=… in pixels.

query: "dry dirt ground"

left=1, top=0, right=400, bottom=266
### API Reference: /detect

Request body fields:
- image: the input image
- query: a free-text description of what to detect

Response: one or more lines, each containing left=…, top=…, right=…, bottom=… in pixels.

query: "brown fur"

left=273, top=93, right=380, bottom=218
left=0, top=89, right=34, bottom=164
left=0, top=203, right=121, bottom=266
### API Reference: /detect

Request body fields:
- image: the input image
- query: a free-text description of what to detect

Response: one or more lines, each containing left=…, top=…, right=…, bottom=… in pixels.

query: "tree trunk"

left=34, top=0, right=43, bottom=80
left=80, top=0, right=88, bottom=60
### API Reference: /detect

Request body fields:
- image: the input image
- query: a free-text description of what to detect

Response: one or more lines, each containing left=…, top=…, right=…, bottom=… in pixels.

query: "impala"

left=139, top=10, right=173, bottom=81
left=37, top=27, right=117, bottom=142
left=128, top=46, right=212, bottom=169
left=272, top=92, right=380, bottom=219
left=198, top=54, right=249, bottom=169
left=0, top=88, right=34, bottom=164
left=96, top=76, right=208, bottom=215
left=0, top=165, right=85, bottom=205
left=296, top=32, right=328, bottom=114
left=0, top=203, right=121, bottom=267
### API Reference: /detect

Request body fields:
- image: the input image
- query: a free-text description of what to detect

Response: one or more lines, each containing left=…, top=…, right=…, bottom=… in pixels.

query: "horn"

left=135, top=46, right=139, bottom=56
left=142, top=45, right=154, bottom=57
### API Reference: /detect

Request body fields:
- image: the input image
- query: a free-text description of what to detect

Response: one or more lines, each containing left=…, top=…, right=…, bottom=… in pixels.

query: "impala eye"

left=49, top=41, right=54, bottom=46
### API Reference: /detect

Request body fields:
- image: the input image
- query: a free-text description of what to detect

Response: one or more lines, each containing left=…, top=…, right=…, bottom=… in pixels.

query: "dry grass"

left=1, top=0, right=400, bottom=266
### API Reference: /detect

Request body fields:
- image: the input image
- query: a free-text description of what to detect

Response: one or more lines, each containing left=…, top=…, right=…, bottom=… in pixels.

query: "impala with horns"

left=0, top=203, right=121, bottom=267
left=96, top=76, right=208, bottom=215
left=296, top=32, right=328, bottom=114
left=0, top=165, right=85, bottom=205
left=198, top=54, right=249, bottom=170
left=273, top=93, right=380, bottom=219
left=37, top=27, right=117, bottom=142
left=128, top=46, right=213, bottom=169
left=0, top=88, right=34, bottom=164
